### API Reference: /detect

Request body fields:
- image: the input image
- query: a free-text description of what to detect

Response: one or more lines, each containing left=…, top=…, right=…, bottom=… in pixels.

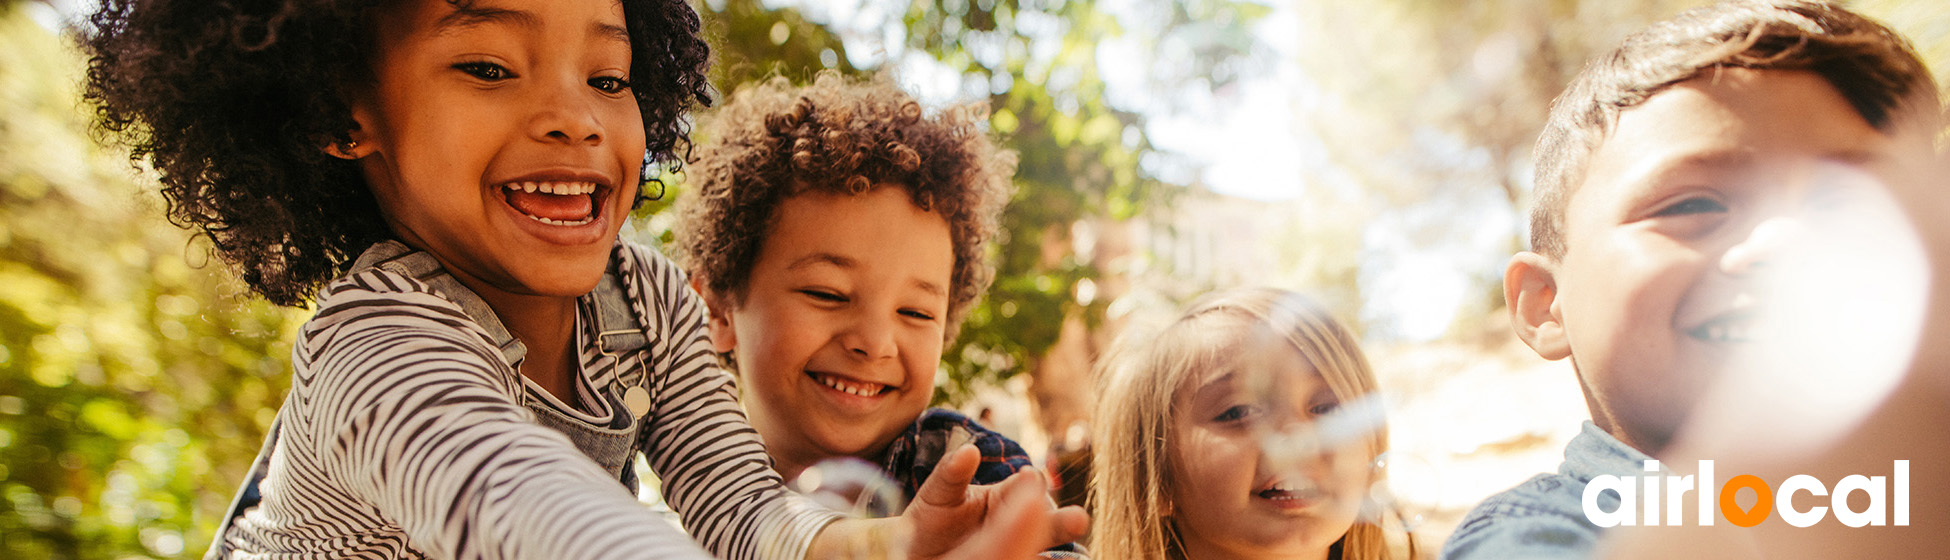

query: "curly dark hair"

left=1530, top=0, right=1937, bottom=260
left=82, top=0, right=712, bottom=306
left=674, top=73, right=1015, bottom=337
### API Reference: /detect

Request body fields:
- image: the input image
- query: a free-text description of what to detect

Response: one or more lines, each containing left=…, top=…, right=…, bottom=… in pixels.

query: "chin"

left=513, top=262, right=608, bottom=297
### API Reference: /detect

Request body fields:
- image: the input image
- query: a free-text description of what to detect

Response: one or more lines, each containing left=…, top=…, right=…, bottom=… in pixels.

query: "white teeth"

left=504, top=182, right=598, bottom=195
left=815, top=373, right=884, bottom=397
left=1694, top=320, right=1763, bottom=343
left=527, top=214, right=593, bottom=227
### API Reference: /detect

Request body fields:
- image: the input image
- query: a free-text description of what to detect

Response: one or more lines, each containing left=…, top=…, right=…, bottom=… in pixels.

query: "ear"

left=325, top=88, right=380, bottom=160
left=1505, top=251, right=1571, bottom=360
left=690, top=276, right=738, bottom=354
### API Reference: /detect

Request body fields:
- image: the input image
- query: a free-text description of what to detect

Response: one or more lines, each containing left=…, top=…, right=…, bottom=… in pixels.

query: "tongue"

left=505, top=189, right=593, bottom=221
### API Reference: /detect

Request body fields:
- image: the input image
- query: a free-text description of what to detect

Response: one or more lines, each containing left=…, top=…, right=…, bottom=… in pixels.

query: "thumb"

left=915, top=444, right=981, bottom=509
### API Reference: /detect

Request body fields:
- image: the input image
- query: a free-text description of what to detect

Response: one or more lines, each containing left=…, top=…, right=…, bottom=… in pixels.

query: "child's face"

left=350, top=0, right=644, bottom=299
left=1166, top=333, right=1370, bottom=559
left=711, top=186, right=953, bottom=474
left=1512, top=69, right=1927, bottom=455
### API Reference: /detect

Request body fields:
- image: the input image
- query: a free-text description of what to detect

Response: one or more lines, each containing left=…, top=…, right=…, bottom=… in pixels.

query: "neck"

left=448, top=270, right=582, bottom=406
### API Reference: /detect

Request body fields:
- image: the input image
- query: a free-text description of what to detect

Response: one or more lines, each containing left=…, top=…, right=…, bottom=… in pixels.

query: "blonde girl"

left=1090, top=287, right=1414, bottom=559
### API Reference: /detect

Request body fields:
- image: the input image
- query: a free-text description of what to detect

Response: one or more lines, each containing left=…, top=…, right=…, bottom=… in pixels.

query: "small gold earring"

left=341, top=140, right=359, bottom=154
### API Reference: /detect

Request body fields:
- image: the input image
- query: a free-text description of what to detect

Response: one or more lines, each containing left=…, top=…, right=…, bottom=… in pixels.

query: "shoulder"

left=1440, top=472, right=1601, bottom=560
left=610, top=239, right=703, bottom=323
left=298, top=267, right=508, bottom=383
left=306, top=267, right=482, bottom=341
left=612, top=239, right=689, bottom=292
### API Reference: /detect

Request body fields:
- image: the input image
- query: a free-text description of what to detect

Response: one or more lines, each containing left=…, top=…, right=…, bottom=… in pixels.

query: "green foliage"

left=660, top=0, right=1270, bottom=405
left=0, top=5, right=303, bottom=558
left=891, top=0, right=1267, bottom=403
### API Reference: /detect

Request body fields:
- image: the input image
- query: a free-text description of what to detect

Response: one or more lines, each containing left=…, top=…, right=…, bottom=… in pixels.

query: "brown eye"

left=798, top=289, right=846, bottom=303
left=590, top=76, right=631, bottom=94
left=453, top=61, right=513, bottom=81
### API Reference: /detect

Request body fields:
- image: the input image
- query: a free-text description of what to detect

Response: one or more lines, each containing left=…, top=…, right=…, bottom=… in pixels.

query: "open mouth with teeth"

left=809, top=371, right=892, bottom=397
left=1687, top=313, right=1765, bottom=343
left=501, top=181, right=609, bottom=226
left=1255, top=480, right=1324, bottom=506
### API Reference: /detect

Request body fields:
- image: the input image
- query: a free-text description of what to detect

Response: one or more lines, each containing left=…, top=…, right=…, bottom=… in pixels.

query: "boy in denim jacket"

left=1443, top=2, right=1940, bottom=558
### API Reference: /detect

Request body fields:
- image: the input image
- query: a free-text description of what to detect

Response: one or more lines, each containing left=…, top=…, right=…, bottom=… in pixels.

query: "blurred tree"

left=0, top=3, right=302, bottom=558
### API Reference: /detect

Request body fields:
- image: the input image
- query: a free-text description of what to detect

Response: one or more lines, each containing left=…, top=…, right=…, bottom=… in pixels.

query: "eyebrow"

left=594, top=22, right=631, bottom=45
left=1618, top=148, right=1754, bottom=195
left=786, top=252, right=857, bottom=272
left=1194, top=370, right=1238, bottom=394
left=435, top=6, right=633, bottom=46
left=786, top=253, right=947, bottom=297
left=435, top=6, right=540, bottom=36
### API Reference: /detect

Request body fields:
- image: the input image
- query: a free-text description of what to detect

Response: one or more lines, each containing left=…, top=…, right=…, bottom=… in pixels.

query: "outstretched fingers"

left=946, top=469, right=1053, bottom=560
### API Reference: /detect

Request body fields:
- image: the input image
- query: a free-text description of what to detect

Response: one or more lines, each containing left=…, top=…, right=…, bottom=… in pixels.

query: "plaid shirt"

left=882, top=408, right=1034, bottom=497
left=880, top=408, right=1087, bottom=559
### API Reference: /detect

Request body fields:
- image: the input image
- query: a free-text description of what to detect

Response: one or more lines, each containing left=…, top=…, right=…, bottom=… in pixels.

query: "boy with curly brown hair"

left=672, top=73, right=1079, bottom=536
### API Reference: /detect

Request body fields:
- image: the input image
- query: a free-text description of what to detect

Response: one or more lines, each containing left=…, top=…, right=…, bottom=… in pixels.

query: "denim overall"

left=205, top=242, right=653, bottom=558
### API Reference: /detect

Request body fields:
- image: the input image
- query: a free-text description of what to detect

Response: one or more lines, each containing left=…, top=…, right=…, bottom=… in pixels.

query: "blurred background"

left=1, top=0, right=1945, bottom=557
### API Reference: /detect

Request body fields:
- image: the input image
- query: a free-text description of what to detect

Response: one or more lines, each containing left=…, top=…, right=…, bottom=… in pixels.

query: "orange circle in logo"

left=1720, top=474, right=1774, bottom=527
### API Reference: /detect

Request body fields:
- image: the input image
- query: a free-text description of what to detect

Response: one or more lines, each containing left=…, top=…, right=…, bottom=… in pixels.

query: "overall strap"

left=354, top=240, right=528, bottom=367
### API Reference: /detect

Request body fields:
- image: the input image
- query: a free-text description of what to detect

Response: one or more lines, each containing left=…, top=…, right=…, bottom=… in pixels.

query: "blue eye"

left=1656, top=197, right=1727, bottom=216
left=1308, top=401, right=1340, bottom=417
left=453, top=61, right=513, bottom=81
left=1214, top=405, right=1259, bottom=423
left=590, top=76, right=631, bottom=94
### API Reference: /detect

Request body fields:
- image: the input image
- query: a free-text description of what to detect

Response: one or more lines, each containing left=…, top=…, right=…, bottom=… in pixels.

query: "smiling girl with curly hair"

left=84, top=1, right=1082, bottom=558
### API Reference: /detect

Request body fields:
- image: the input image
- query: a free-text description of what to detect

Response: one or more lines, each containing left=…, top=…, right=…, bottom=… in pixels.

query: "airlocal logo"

left=1583, top=460, right=1909, bottom=528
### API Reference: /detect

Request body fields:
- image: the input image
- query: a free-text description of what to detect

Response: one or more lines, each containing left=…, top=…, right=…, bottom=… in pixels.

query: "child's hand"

left=903, top=445, right=1090, bottom=560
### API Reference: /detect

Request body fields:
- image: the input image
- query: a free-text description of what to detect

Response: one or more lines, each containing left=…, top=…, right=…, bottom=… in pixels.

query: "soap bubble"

left=792, top=456, right=907, bottom=519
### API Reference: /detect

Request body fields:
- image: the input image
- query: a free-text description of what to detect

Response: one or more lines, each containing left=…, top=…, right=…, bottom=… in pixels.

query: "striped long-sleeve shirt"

left=213, top=240, right=839, bottom=559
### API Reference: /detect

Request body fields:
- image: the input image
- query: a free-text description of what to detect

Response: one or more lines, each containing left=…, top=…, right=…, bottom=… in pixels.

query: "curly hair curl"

left=82, top=0, right=712, bottom=306
left=674, top=73, right=1015, bottom=337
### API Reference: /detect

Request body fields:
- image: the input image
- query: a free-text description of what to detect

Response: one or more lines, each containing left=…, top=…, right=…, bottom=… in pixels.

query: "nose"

left=1721, top=215, right=1807, bottom=276
left=841, top=312, right=898, bottom=361
left=529, top=79, right=604, bottom=146
left=1260, top=418, right=1330, bottom=472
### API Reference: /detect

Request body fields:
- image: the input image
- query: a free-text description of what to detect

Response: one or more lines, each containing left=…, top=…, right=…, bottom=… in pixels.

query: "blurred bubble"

left=1703, top=163, right=1928, bottom=459
left=792, top=457, right=905, bottom=519
left=1364, top=451, right=1440, bottom=534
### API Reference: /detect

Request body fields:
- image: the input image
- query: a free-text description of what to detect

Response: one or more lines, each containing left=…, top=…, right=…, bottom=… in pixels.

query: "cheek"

left=738, top=309, right=815, bottom=381
left=1327, top=446, right=1375, bottom=498
left=1169, top=427, right=1253, bottom=498
left=902, top=336, right=943, bottom=385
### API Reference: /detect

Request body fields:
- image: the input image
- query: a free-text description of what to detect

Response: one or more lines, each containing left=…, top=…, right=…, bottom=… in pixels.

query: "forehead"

left=1179, top=324, right=1326, bottom=403
left=759, top=186, right=953, bottom=275
left=1568, top=70, right=1893, bottom=213
left=379, top=0, right=629, bottom=41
